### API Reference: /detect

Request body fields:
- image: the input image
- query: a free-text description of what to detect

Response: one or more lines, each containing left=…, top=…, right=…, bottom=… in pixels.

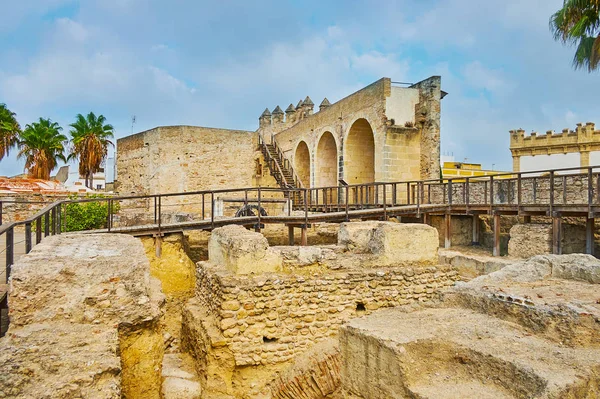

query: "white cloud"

left=462, top=61, right=515, bottom=95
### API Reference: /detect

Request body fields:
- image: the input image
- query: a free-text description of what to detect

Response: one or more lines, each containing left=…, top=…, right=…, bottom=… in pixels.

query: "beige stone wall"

left=510, top=122, right=599, bottom=169
left=260, top=77, right=442, bottom=186
left=427, top=172, right=599, bottom=206
left=116, top=125, right=279, bottom=196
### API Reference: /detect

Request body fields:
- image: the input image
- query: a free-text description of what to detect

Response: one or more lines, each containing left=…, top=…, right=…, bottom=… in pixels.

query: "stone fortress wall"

left=115, top=77, right=443, bottom=204
left=116, top=126, right=279, bottom=196
left=258, top=77, right=442, bottom=188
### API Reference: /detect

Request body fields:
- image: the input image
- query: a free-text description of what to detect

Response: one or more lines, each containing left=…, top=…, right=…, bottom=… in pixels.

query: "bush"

left=64, top=194, right=120, bottom=232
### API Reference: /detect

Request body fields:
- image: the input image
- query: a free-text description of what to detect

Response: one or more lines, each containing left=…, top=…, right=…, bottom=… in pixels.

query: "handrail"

left=272, top=139, right=305, bottom=188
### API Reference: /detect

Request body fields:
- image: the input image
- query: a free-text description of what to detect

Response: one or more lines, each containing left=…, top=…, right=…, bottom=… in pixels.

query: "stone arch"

left=315, top=131, right=338, bottom=188
left=344, top=118, right=375, bottom=184
left=294, top=141, right=311, bottom=187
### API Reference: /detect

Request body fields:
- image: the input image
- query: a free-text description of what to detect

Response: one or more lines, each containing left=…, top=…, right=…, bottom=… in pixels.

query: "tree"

left=18, top=118, right=67, bottom=180
left=550, top=0, right=600, bottom=72
left=68, top=112, right=114, bottom=189
left=0, top=103, right=21, bottom=161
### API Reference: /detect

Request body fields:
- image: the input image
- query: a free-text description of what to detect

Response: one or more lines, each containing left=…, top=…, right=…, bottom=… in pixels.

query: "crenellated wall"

left=258, top=76, right=443, bottom=186
left=510, top=122, right=599, bottom=172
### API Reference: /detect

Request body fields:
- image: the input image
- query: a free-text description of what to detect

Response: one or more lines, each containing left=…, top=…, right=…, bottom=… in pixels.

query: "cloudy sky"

left=0, top=0, right=598, bottom=178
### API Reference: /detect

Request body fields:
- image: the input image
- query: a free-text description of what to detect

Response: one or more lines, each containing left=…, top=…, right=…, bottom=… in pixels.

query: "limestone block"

left=208, top=225, right=282, bottom=274
left=368, top=223, right=438, bottom=266
left=0, top=234, right=164, bottom=399
left=338, top=221, right=386, bottom=252
left=508, top=224, right=551, bottom=258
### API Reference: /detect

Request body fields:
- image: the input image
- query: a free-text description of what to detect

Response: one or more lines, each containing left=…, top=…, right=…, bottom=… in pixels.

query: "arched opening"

left=345, top=119, right=375, bottom=184
left=294, top=141, right=311, bottom=187
left=316, top=132, right=338, bottom=188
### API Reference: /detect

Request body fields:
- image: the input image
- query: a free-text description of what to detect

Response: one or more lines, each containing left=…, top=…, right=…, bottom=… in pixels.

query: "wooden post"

left=301, top=226, right=308, bottom=246
left=288, top=226, right=295, bottom=246
left=444, top=213, right=451, bottom=249
left=493, top=213, right=501, bottom=257
left=523, top=215, right=531, bottom=223
left=472, top=214, right=480, bottom=245
left=155, top=235, right=162, bottom=258
left=586, top=217, right=594, bottom=256
left=552, top=214, right=562, bottom=255
left=423, top=213, right=429, bottom=225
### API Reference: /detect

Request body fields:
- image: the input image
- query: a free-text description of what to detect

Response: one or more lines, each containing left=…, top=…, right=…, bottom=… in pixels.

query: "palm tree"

left=0, top=103, right=21, bottom=161
left=550, top=0, right=600, bottom=72
left=68, top=112, right=114, bottom=189
left=18, top=118, right=68, bottom=180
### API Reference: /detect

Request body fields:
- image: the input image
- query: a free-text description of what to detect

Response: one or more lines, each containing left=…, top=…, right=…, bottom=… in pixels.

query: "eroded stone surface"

left=209, top=225, right=282, bottom=274
left=0, top=234, right=164, bottom=399
left=340, top=254, right=600, bottom=398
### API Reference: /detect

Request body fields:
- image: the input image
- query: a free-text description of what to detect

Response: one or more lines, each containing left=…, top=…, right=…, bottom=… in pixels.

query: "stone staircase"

left=259, top=139, right=305, bottom=207
left=260, top=141, right=298, bottom=189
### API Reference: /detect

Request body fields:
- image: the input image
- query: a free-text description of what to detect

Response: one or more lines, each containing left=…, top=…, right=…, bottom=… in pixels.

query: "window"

left=96, top=184, right=103, bottom=190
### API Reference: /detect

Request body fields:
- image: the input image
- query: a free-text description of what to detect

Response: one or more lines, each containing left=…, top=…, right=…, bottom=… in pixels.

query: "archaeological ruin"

left=1, top=76, right=600, bottom=398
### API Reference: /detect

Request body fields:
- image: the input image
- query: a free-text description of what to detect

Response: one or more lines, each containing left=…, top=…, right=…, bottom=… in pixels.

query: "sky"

left=0, top=0, right=598, bottom=178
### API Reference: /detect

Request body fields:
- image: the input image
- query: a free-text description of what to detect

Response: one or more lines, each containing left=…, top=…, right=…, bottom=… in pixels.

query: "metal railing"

left=1, top=164, right=600, bottom=335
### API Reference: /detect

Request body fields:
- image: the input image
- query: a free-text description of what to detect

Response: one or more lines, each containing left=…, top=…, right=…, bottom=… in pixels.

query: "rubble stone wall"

left=428, top=173, right=599, bottom=206
left=195, top=262, right=458, bottom=367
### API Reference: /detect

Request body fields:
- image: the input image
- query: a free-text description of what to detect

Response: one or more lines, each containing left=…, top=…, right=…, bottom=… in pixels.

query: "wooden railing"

left=1, top=164, right=600, bottom=334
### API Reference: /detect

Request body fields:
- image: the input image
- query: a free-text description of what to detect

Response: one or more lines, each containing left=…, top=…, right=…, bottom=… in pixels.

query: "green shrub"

left=63, top=194, right=120, bottom=232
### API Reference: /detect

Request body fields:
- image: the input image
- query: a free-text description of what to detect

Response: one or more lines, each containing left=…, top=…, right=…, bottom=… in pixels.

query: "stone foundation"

left=181, top=221, right=458, bottom=398
left=339, top=254, right=600, bottom=398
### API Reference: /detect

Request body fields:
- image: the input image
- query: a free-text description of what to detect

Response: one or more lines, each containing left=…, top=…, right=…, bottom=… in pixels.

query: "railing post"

left=51, top=206, right=57, bottom=235
left=25, top=222, right=32, bottom=254
left=107, top=199, right=112, bottom=232
left=549, top=170, right=554, bottom=214
left=56, top=203, right=61, bottom=235
left=448, top=179, right=453, bottom=206
left=588, top=167, right=593, bottom=215
left=489, top=175, right=494, bottom=211
left=383, top=184, right=387, bottom=220
left=345, top=187, right=349, bottom=221
left=416, top=182, right=421, bottom=215
left=6, top=227, right=14, bottom=282
left=158, top=195, right=162, bottom=232
left=406, top=182, right=410, bottom=205
left=210, top=192, right=214, bottom=229
left=35, top=217, right=42, bottom=244
left=465, top=178, right=470, bottom=212
left=517, top=173, right=522, bottom=209
left=304, top=189, right=308, bottom=228
left=44, top=211, right=50, bottom=237
left=392, top=183, right=397, bottom=205
left=202, top=193, right=205, bottom=220
left=154, top=196, right=157, bottom=224
left=256, top=188, right=262, bottom=232
left=562, top=175, right=567, bottom=205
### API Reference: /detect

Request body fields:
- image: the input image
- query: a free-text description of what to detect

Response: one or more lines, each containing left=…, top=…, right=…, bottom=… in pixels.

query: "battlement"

left=259, top=95, right=325, bottom=128
left=510, top=122, right=600, bottom=157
